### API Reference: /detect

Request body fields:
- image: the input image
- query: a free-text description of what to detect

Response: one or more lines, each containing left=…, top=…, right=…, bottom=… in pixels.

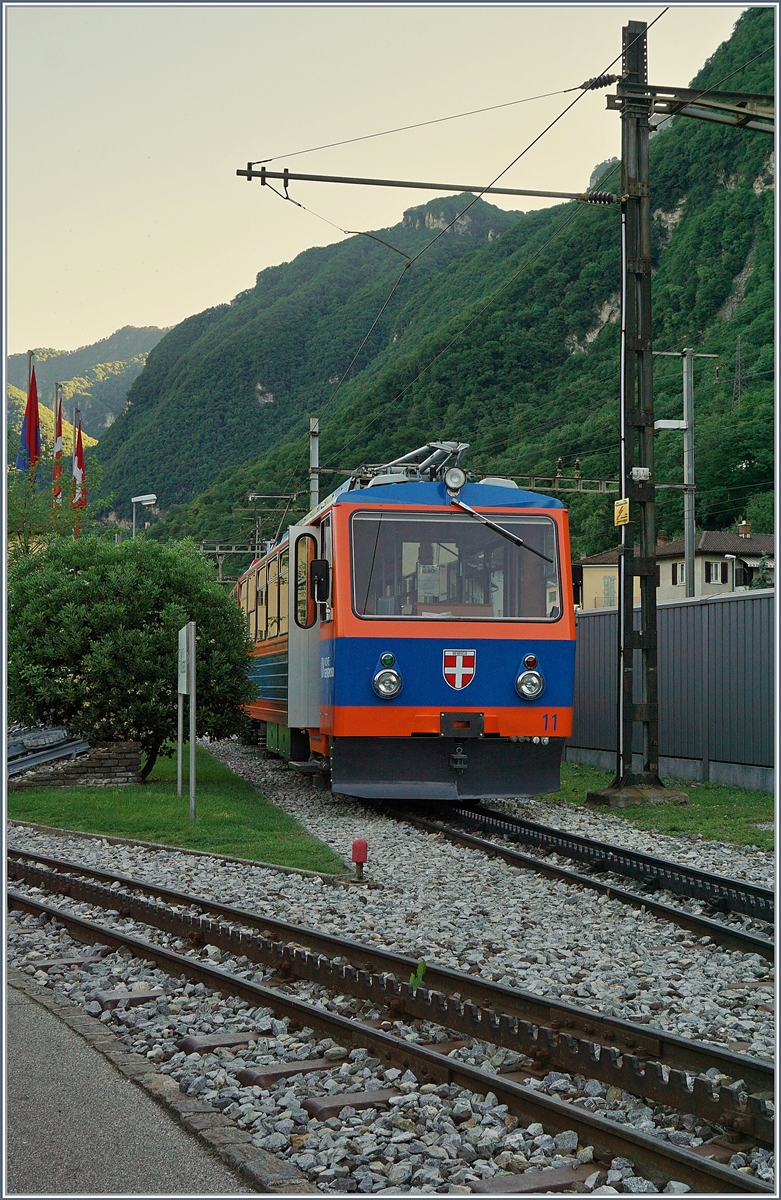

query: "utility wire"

left=337, top=156, right=628, bottom=458
left=271, top=13, right=669, bottom=500
left=263, top=180, right=411, bottom=258
left=275, top=102, right=622, bottom=493
left=404, top=9, right=669, bottom=266
left=249, top=88, right=580, bottom=166
left=337, top=202, right=586, bottom=457
left=275, top=12, right=652, bottom=483
left=260, top=25, right=644, bottom=497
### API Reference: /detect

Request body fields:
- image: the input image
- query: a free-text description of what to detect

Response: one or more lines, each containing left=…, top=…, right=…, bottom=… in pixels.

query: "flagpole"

left=53, top=384, right=63, bottom=507
left=53, top=383, right=57, bottom=501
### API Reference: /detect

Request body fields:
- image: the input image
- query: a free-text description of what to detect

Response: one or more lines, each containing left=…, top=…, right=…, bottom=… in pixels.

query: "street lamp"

left=725, top=553, right=737, bottom=593
left=131, top=493, right=157, bottom=538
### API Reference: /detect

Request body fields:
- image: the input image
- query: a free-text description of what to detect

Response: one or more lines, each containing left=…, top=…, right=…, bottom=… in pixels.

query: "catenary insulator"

left=581, top=73, right=620, bottom=90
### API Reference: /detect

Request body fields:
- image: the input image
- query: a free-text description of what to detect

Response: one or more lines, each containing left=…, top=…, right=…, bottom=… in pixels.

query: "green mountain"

left=102, top=9, right=773, bottom=555
left=7, top=325, right=167, bottom=439
left=92, top=201, right=523, bottom=513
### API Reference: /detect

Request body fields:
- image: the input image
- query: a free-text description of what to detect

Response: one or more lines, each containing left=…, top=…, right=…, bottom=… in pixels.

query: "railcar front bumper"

left=330, top=736, right=565, bottom=801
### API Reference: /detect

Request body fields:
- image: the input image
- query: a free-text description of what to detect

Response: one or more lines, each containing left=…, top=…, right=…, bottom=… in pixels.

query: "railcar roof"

left=334, top=481, right=564, bottom=509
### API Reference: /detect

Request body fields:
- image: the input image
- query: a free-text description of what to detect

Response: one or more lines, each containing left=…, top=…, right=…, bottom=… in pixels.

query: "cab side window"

left=320, top=515, right=333, bottom=618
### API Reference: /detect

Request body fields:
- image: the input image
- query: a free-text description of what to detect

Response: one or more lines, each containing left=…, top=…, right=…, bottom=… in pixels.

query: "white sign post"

left=177, top=622, right=196, bottom=819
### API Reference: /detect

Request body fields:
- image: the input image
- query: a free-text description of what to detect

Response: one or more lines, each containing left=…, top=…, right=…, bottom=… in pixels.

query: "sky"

left=5, top=2, right=752, bottom=355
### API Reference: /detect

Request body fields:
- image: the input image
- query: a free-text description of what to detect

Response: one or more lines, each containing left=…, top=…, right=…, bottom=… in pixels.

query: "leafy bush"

left=8, top=537, right=253, bottom=779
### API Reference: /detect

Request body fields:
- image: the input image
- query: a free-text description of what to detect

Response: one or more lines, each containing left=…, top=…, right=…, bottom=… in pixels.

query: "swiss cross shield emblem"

left=443, top=649, right=476, bottom=690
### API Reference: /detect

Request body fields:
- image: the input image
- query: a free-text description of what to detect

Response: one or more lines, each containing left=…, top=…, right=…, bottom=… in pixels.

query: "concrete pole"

left=682, top=349, right=696, bottom=598
left=177, top=692, right=183, bottom=797
left=188, top=621, right=196, bottom=821
left=309, top=417, right=320, bottom=511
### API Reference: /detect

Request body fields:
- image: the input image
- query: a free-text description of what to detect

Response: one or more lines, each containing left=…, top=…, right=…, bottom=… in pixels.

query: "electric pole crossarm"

left=657, top=104, right=771, bottom=133
left=617, top=83, right=773, bottom=108
left=236, top=166, right=620, bottom=205
left=608, top=86, right=773, bottom=134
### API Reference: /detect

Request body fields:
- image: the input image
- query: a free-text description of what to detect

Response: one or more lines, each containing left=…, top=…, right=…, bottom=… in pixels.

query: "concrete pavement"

left=6, top=983, right=250, bottom=1195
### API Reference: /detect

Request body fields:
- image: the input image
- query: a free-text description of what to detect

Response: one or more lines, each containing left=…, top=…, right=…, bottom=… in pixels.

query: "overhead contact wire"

left=249, top=88, right=580, bottom=166
left=339, top=202, right=585, bottom=455
left=404, top=9, right=669, bottom=265
left=265, top=15, right=670, bottom=497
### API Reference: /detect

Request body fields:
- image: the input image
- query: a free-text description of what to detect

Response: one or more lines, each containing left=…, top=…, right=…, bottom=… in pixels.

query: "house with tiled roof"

left=574, top=521, right=774, bottom=609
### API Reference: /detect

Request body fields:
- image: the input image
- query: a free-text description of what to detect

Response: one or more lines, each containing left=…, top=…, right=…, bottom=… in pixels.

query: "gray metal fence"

left=568, top=589, right=774, bottom=793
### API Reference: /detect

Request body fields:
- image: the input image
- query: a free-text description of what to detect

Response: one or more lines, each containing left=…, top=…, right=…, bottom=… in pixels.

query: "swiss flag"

left=443, top=649, right=476, bottom=690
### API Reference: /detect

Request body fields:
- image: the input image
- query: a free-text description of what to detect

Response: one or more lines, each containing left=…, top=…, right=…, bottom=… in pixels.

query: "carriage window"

left=255, top=564, right=267, bottom=641
left=243, top=573, right=257, bottom=639
left=279, top=550, right=289, bottom=635
left=267, top=557, right=280, bottom=638
left=295, top=534, right=318, bottom=628
left=351, top=511, right=560, bottom=621
left=239, top=579, right=252, bottom=639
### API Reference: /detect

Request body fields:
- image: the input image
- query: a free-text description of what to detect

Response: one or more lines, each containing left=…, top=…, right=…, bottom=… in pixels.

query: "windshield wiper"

left=450, top=497, right=553, bottom=563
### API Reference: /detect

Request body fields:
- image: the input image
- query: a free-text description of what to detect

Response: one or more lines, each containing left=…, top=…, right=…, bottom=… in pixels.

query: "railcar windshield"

left=351, top=511, right=560, bottom=620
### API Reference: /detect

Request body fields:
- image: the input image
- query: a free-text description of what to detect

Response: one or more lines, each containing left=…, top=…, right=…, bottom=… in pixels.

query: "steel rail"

left=7, top=854, right=773, bottom=1141
left=8, top=848, right=771, bottom=1086
left=389, top=811, right=774, bottom=962
left=8, top=889, right=770, bottom=1194
left=7, top=739, right=91, bottom=776
left=451, top=804, right=774, bottom=924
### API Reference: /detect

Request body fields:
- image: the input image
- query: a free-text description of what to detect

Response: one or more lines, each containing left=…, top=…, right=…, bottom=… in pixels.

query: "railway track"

left=387, top=808, right=774, bottom=962
left=7, top=848, right=774, bottom=1193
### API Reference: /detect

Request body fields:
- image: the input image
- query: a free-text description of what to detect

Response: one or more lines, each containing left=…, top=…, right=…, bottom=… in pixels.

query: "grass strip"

left=552, top=761, right=773, bottom=851
left=7, top=745, right=346, bottom=872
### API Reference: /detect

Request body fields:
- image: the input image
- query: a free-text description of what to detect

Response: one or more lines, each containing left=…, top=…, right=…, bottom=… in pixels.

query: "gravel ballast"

left=6, top=740, right=774, bottom=1191
left=12, top=906, right=770, bottom=1193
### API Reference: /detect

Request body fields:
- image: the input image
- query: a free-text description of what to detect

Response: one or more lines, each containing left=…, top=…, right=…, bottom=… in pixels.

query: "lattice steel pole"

left=588, top=20, right=687, bottom=807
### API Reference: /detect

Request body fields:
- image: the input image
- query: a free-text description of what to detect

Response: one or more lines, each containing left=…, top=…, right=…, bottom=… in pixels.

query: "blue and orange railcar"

left=234, top=443, right=575, bottom=801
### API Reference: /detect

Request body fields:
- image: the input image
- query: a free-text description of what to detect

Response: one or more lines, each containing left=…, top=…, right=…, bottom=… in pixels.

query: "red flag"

left=16, top=364, right=41, bottom=473
left=52, top=391, right=63, bottom=506
left=72, top=416, right=86, bottom=510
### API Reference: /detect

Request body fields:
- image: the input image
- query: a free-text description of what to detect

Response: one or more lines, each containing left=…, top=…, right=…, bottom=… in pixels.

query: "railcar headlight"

left=373, top=668, right=403, bottom=699
left=444, top=466, right=466, bottom=493
left=516, top=669, right=544, bottom=700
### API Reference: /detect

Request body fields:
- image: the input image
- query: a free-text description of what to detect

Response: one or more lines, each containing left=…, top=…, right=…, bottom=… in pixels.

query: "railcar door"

left=287, top=525, right=320, bottom=727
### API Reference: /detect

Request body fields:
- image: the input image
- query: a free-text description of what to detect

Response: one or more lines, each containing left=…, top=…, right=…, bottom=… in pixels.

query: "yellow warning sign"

left=614, top=497, right=630, bottom=526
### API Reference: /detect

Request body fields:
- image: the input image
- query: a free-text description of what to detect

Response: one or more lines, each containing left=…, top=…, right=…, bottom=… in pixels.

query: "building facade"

left=574, top=523, right=773, bottom=609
